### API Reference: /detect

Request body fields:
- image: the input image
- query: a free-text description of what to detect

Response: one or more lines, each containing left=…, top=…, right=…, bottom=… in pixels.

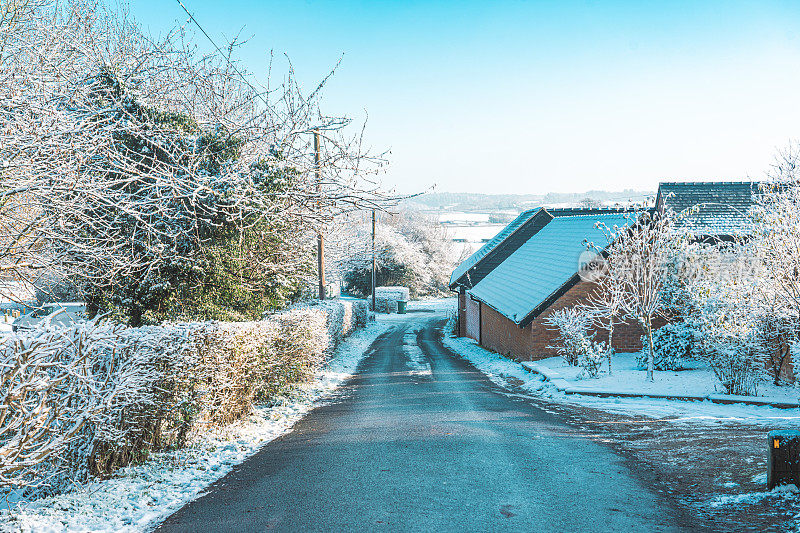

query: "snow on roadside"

left=1, top=319, right=394, bottom=533
left=441, top=334, right=546, bottom=394
left=443, top=335, right=800, bottom=426
left=709, top=484, right=800, bottom=508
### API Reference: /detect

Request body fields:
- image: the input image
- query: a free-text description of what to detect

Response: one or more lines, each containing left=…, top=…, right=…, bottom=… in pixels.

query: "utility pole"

left=314, top=129, right=326, bottom=300
left=371, top=209, right=376, bottom=311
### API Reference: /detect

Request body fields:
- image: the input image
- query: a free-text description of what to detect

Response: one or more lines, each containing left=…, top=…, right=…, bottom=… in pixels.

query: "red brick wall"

left=479, top=280, right=651, bottom=361
left=765, top=341, right=796, bottom=384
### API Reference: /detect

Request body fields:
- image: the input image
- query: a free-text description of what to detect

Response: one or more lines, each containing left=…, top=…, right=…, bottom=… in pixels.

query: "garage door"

left=465, top=296, right=480, bottom=342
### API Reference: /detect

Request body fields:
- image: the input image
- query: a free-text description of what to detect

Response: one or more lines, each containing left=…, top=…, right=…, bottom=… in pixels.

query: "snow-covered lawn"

left=1, top=318, right=395, bottom=533
left=443, top=335, right=800, bottom=423
left=530, top=352, right=800, bottom=404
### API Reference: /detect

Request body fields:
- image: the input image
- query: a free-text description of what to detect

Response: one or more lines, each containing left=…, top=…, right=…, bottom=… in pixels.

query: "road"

left=157, top=313, right=702, bottom=532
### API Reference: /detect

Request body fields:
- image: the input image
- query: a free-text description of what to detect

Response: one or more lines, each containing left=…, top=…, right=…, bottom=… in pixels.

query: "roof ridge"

left=546, top=206, right=642, bottom=217
left=659, top=180, right=762, bottom=185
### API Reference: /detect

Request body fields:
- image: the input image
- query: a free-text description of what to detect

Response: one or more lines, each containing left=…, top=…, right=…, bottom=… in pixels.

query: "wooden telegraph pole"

left=314, top=130, right=326, bottom=300
left=371, top=209, right=376, bottom=311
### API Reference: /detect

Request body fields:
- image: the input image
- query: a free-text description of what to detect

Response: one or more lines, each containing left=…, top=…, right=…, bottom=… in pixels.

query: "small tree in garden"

left=545, top=307, right=590, bottom=366
left=582, top=263, right=623, bottom=375
left=690, top=261, right=766, bottom=395
left=672, top=238, right=770, bottom=395
left=596, top=211, right=677, bottom=382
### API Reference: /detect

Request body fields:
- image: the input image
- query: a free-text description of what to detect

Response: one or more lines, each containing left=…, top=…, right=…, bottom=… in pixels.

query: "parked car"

left=12, top=302, right=87, bottom=332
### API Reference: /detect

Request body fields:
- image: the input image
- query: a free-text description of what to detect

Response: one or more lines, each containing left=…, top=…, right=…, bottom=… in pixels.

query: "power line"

left=174, top=0, right=270, bottom=108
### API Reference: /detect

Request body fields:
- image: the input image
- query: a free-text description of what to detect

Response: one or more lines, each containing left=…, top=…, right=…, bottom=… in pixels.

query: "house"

left=656, top=181, right=761, bottom=240
left=451, top=181, right=761, bottom=361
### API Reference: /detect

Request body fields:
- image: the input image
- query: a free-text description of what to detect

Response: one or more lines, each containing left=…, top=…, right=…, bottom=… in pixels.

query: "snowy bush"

left=0, top=321, right=200, bottom=497
left=0, top=300, right=366, bottom=499
left=545, top=308, right=592, bottom=366
left=695, top=318, right=765, bottom=396
left=444, top=308, right=459, bottom=338
left=545, top=307, right=607, bottom=378
left=285, top=299, right=369, bottom=352
left=577, top=341, right=608, bottom=379
left=636, top=323, right=699, bottom=371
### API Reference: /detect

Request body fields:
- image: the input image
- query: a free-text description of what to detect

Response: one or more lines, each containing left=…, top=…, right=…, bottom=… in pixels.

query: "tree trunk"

left=646, top=317, right=655, bottom=382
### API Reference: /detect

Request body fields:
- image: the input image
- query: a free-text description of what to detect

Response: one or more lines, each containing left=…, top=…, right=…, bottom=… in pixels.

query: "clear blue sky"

left=128, top=0, right=800, bottom=195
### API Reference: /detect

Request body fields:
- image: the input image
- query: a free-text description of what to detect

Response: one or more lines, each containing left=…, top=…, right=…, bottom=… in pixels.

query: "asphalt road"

left=157, top=314, right=701, bottom=532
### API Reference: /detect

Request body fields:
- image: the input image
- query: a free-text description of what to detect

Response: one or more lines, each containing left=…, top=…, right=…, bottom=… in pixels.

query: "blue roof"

left=468, top=212, right=633, bottom=324
left=448, top=209, right=539, bottom=288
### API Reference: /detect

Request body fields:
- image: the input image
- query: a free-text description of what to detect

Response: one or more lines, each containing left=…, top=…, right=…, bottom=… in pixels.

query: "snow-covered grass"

left=533, top=352, right=799, bottom=402
left=0, top=319, right=393, bottom=533
left=443, top=335, right=800, bottom=425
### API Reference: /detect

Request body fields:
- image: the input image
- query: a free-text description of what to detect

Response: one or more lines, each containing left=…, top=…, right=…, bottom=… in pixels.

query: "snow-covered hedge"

left=637, top=322, right=699, bottom=371
left=374, top=286, right=409, bottom=313
left=0, top=300, right=368, bottom=500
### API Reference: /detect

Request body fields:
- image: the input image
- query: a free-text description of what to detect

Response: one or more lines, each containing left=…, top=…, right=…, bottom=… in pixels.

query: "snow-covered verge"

left=0, top=301, right=368, bottom=507
left=0, top=311, right=391, bottom=533
left=442, top=335, right=800, bottom=423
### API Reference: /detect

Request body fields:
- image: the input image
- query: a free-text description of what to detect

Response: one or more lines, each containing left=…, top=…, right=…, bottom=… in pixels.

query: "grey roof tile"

left=468, top=212, right=632, bottom=324
left=656, top=181, right=761, bottom=236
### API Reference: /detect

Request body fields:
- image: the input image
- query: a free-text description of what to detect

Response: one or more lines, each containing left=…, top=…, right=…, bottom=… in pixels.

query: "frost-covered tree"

left=747, top=142, right=800, bottom=382
left=669, top=241, right=767, bottom=394
left=596, top=211, right=677, bottom=382
left=338, top=210, right=455, bottom=298
left=753, top=144, right=800, bottom=337
left=545, top=307, right=606, bottom=378
left=581, top=260, right=623, bottom=375
left=0, top=0, right=391, bottom=320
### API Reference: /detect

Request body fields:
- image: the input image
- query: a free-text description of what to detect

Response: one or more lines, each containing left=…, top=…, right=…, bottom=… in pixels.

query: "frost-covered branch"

left=0, top=0, right=393, bottom=304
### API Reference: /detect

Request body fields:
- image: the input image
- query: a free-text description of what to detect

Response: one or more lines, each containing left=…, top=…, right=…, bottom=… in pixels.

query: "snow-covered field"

left=1, top=318, right=395, bottom=533
left=436, top=212, right=493, bottom=223
left=443, top=335, right=800, bottom=424
left=445, top=224, right=505, bottom=242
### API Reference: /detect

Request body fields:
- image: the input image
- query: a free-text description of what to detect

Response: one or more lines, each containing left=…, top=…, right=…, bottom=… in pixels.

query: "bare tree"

left=581, top=266, right=624, bottom=375
left=596, top=211, right=675, bottom=381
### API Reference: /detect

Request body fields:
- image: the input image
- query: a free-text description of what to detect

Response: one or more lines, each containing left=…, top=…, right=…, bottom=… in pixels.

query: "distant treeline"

left=404, top=189, right=654, bottom=213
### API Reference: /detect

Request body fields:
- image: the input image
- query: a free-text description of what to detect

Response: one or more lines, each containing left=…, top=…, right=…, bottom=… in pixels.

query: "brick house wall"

left=478, top=280, right=653, bottom=361
left=765, top=341, right=796, bottom=384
